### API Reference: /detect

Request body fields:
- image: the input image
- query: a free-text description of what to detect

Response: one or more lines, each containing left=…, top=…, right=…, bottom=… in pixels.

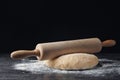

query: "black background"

left=0, top=1, right=119, bottom=53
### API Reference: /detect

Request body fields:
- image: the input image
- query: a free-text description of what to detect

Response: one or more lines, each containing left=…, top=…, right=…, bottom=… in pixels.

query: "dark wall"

left=0, top=1, right=119, bottom=53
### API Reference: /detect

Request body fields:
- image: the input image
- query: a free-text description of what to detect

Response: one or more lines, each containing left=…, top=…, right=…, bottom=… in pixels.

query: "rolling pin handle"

left=10, top=49, right=40, bottom=59
left=102, top=40, right=116, bottom=47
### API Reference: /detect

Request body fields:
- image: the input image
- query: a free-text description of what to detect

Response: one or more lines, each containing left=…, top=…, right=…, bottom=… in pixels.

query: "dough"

left=44, top=53, right=98, bottom=70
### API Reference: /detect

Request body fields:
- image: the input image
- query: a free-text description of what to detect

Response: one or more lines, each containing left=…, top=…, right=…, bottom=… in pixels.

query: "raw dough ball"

left=44, top=53, right=98, bottom=70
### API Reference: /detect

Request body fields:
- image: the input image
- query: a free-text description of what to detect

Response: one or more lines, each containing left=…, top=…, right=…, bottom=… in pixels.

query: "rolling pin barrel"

left=36, top=38, right=102, bottom=60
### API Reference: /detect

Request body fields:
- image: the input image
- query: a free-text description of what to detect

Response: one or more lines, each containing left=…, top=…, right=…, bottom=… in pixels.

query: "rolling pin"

left=10, top=38, right=116, bottom=60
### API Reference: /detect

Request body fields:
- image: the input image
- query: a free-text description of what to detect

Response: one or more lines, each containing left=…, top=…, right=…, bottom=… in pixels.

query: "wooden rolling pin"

left=10, top=38, right=116, bottom=60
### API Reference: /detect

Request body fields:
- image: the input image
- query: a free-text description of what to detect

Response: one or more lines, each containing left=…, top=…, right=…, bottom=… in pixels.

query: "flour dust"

left=12, top=58, right=120, bottom=77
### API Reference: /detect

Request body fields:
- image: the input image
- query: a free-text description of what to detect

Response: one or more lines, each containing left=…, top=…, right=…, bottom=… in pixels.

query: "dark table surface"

left=0, top=53, right=120, bottom=80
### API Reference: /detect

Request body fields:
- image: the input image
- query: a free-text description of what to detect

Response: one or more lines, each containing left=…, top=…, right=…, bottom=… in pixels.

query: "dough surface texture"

left=44, top=53, right=98, bottom=70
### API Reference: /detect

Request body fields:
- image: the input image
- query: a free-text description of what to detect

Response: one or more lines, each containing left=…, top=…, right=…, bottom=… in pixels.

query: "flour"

left=13, top=58, right=120, bottom=77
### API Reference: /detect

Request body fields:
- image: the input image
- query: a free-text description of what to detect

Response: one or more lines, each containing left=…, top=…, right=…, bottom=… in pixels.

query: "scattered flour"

left=13, top=58, right=120, bottom=77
